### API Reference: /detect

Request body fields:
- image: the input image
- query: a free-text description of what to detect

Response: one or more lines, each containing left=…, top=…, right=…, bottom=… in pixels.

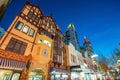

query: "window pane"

left=14, top=42, right=21, bottom=53
left=28, top=11, right=32, bottom=18
left=20, top=45, right=27, bottom=54
left=35, top=17, right=39, bottom=22
left=29, top=29, right=35, bottom=36
left=15, top=21, right=23, bottom=30
left=5, top=38, right=27, bottom=55
left=32, top=14, right=36, bottom=21
left=22, top=25, right=29, bottom=33
left=6, top=38, right=16, bottom=50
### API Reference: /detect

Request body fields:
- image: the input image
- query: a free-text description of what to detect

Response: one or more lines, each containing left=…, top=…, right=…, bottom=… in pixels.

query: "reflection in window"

left=22, top=25, right=29, bottom=33
left=44, top=40, right=51, bottom=47
left=29, top=28, right=35, bottom=36
left=0, top=70, right=13, bottom=80
left=11, top=73, right=20, bottom=80
left=15, top=21, right=23, bottom=30
left=38, top=39, right=42, bottom=43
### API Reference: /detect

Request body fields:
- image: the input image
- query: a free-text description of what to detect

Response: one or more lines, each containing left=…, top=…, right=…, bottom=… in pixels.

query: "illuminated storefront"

left=28, top=68, right=45, bottom=80
left=50, top=68, right=69, bottom=80
left=0, top=49, right=31, bottom=80
left=0, top=70, right=20, bottom=80
left=0, top=70, right=13, bottom=80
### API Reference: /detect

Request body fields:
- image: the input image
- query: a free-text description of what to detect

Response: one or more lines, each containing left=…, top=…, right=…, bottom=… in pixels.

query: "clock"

left=42, top=49, right=48, bottom=56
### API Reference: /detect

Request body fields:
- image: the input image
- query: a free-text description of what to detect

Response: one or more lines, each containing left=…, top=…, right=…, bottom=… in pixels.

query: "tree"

left=114, top=48, right=120, bottom=60
left=107, top=48, right=120, bottom=67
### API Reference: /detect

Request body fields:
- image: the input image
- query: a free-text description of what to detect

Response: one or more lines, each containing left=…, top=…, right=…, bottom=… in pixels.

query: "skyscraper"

left=83, top=36, right=94, bottom=58
left=65, top=23, right=85, bottom=80
left=65, top=23, right=80, bottom=52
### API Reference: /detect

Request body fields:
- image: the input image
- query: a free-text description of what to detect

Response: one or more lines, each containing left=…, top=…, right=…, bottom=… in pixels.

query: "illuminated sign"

left=55, top=74, right=68, bottom=78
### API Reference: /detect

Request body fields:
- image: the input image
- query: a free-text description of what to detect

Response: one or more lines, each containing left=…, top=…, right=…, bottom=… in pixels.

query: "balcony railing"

left=0, top=48, right=31, bottom=63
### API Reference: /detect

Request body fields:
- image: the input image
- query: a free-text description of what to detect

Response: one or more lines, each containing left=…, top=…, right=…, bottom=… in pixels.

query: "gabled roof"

left=25, top=1, right=44, bottom=15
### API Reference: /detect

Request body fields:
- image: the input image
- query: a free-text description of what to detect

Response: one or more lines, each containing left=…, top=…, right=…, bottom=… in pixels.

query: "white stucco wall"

left=68, top=43, right=84, bottom=66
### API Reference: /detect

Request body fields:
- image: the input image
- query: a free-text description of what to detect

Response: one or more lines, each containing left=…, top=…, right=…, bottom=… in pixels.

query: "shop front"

left=28, top=68, right=45, bottom=80
left=0, top=69, right=21, bottom=80
left=0, top=57, right=27, bottom=80
left=50, top=68, right=69, bottom=80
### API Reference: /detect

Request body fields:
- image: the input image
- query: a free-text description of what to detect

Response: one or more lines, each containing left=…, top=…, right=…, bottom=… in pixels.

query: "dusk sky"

left=0, top=0, right=120, bottom=57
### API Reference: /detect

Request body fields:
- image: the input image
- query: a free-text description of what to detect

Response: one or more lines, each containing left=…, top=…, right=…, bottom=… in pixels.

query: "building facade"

left=82, top=37, right=97, bottom=80
left=83, top=37, right=94, bottom=58
left=65, top=23, right=86, bottom=80
left=0, top=1, right=70, bottom=80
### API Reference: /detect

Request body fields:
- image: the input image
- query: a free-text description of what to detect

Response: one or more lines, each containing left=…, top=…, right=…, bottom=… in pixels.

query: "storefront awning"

left=0, top=57, right=26, bottom=70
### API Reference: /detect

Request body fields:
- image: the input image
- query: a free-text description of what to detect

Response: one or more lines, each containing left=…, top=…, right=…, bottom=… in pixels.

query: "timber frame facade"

left=0, top=1, right=70, bottom=80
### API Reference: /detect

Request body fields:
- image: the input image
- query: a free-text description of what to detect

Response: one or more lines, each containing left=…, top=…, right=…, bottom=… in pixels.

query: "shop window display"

left=11, top=73, right=20, bottom=80
left=0, top=70, right=13, bottom=80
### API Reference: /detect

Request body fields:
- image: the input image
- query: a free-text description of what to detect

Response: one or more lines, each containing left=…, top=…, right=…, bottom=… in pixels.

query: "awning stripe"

left=0, top=57, right=26, bottom=70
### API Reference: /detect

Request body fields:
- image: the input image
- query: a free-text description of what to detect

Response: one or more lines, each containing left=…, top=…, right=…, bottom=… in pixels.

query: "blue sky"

left=0, top=0, right=120, bottom=57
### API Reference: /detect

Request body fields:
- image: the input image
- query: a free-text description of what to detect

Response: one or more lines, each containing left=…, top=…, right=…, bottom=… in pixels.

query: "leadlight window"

left=28, top=11, right=39, bottom=23
left=35, top=17, right=39, bottom=22
left=15, top=21, right=23, bottom=30
left=29, top=28, right=35, bottom=36
left=44, top=40, right=51, bottom=47
left=43, top=20, right=46, bottom=25
left=32, top=14, right=36, bottom=21
left=6, top=38, right=27, bottom=54
left=22, top=25, right=29, bottom=33
left=38, top=39, right=42, bottom=43
left=28, top=11, right=33, bottom=18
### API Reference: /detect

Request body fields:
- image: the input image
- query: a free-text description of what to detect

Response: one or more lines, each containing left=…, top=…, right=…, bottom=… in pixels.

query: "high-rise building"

left=0, top=1, right=70, bottom=80
left=65, top=23, right=85, bottom=80
left=83, top=36, right=94, bottom=58
left=65, top=23, right=80, bottom=52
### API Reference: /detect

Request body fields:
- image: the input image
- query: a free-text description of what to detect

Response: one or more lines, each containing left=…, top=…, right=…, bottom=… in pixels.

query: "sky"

left=0, top=0, right=120, bottom=57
